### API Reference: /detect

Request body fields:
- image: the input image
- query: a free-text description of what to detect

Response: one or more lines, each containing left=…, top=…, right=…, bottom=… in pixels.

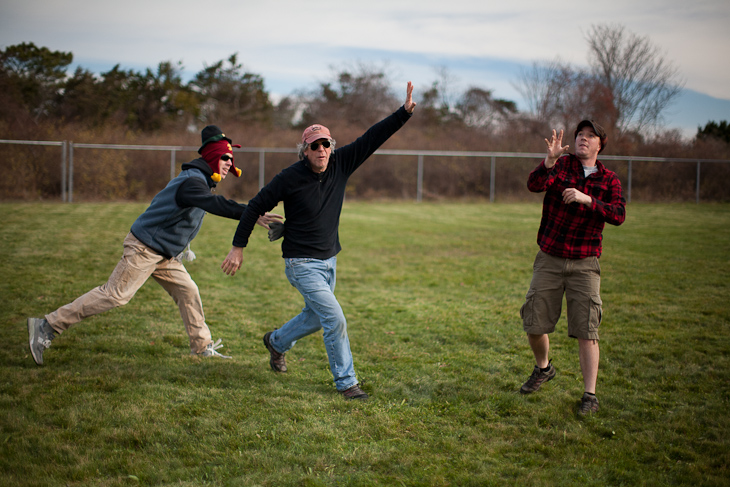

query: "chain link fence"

left=2, top=139, right=729, bottom=203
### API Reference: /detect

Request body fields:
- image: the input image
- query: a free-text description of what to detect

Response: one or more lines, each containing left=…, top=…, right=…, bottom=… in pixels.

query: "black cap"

left=198, top=125, right=232, bottom=154
left=574, top=120, right=607, bottom=153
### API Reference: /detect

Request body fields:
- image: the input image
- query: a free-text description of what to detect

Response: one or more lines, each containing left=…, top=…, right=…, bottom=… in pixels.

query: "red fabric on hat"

left=200, top=140, right=241, bottom=177
left=301, top=124, right=332, bottom=144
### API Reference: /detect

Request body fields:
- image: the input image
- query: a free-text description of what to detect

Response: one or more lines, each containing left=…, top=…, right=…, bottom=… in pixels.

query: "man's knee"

left=322, top=312, right=347, bottom=337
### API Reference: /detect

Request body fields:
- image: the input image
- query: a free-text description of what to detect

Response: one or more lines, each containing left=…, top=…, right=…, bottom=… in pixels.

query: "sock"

left=584, top=392, right=596, bottom=397
left=540, top=364, right=551, bottom=372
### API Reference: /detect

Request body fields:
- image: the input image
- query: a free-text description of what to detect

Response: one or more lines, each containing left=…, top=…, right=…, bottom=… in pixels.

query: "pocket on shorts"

left=589, top=294, right=603, bottom=332
left=520, top=290, right=536, bottom=328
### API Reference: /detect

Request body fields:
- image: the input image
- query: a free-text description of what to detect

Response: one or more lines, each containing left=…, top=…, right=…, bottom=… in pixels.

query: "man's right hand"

left=544, top=129, right=569, bottom=168
left=221, top=246, right=243, bottom=276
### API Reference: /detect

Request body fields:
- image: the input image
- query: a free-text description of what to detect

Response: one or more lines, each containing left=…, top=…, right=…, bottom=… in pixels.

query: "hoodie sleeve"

left=176, top=177, right=246, bottom=220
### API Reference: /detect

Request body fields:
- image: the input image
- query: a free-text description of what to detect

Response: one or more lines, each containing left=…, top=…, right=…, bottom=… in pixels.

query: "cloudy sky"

left=2, top=0, right=729, bottom=137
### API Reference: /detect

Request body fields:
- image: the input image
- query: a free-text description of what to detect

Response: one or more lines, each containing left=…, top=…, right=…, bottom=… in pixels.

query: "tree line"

left=1, top=24, right=729, bottom=202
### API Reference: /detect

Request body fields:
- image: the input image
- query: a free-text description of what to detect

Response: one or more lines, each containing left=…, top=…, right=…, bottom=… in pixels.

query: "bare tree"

left=415, top=67, right=460, bottom=127
left=298, top=62, right=399, bottom=128
left=585, top=24, right=684, bottom=134
left=432, top=65, right=460, bottom=115
left=513, top=59, right=575, bottom=127
left=455, top=87, right=517, bottom=131
left=513, top=59, right=616, bottom=133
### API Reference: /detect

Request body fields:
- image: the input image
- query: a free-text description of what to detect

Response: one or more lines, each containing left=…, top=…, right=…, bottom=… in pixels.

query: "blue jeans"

left=269, top=257, right=358, bottom=391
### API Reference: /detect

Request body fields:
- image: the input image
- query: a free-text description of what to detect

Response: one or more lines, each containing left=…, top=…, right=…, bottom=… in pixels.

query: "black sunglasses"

left=220, top=154, right=233, bottom=161
left=309, top=140, right=331, bottom=151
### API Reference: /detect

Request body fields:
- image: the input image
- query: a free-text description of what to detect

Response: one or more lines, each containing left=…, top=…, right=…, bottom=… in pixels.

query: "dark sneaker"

left=263, top=331, right=287, bottom=372
left=520, top=361, right=556, bottom=394
left=341, top=384, right=369, bottom=401
left=28, top=317, right=56, bottom=366
left=579, top=393, right=600, bottom=415
left=197, top=338, right=232, bottom=359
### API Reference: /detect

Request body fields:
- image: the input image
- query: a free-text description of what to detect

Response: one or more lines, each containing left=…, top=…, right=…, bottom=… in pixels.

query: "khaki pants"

left=46, top=233, right=212, bottom=353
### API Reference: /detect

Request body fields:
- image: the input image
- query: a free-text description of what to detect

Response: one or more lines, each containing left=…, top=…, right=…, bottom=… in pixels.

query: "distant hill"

left=667, top=89, right=730, bottom=139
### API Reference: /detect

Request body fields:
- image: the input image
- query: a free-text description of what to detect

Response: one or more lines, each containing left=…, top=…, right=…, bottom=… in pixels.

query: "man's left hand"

left=404, top=81, right=417, bottom=114
left=562, top=188, right=592, bottom=206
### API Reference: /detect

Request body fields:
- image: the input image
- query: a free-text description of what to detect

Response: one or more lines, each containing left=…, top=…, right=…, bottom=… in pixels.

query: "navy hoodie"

left=131, top=158, right=245, bottom=258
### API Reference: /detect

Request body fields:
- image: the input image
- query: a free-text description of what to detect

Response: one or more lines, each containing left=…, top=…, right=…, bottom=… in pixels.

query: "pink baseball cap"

left=301, top=124, right=332, bottom=144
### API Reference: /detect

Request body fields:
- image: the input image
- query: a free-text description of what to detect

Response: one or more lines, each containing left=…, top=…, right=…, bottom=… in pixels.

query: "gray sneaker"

left=28, top=318, right=56, bottom=365
left=197, top=338, right=232, bottom=359
left=520, top=361, right=556, bottom=394
left=579, top=393, right=600, bottom=415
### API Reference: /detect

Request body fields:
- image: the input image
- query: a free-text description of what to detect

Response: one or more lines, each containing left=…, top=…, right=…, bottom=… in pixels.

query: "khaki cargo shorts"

left=520, top=250, right=602, bottom=340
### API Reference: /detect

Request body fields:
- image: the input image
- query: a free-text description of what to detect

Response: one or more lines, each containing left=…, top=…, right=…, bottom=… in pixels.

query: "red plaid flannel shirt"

left=528, top=154, right=626, bottom=259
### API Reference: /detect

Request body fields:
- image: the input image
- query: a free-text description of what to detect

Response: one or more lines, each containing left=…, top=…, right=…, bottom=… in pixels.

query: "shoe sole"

left=27, top=318, right=44, bottom=366
left=342, top=393, right=369, bottom=400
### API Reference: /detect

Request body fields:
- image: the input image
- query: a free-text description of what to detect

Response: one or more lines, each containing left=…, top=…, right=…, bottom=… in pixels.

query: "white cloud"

left=1, top=0, right=728, bottom=133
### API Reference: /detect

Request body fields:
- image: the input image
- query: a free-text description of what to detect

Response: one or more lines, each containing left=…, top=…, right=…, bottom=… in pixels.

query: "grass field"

left=1, top=201, right=728, bottom=486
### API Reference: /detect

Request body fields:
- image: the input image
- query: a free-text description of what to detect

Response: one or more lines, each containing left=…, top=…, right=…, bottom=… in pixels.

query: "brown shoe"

left=340, top=384, right=368, bottom=400
left=263, top=331, right=287, bottom=372
left=578, top=393, right=600, bottom=415
left=519, top=361, right=556, bottom=394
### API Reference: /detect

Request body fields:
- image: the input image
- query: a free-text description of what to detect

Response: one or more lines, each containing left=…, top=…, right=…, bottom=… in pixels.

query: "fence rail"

left=2, top=139, right=729, bottom=203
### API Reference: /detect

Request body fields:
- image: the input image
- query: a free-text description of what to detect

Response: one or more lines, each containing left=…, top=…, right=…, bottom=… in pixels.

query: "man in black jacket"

left=27, top=126, right=282, bottom=365
left=221, top=82, right=416, bottom=400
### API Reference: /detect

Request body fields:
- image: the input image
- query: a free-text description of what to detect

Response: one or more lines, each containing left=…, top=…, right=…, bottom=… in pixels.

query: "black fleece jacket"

left=232, top=106, right=412, bottom=259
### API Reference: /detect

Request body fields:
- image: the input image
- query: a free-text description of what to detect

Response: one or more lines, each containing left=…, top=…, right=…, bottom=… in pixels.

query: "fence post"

left=68, top=142, right=74, bottom=203
left=696, top=161, right=701, bottom=204
left=417, top=154, right=424, bottom=203
left=489, top=156, right=496, bottom=203
left=170, top=149, right=176, bottom=180
left=61, top=141, right=67, bottom=203
left=627, top=159, right=632, bottom=204
left=259, top=151, right=266, bottom=190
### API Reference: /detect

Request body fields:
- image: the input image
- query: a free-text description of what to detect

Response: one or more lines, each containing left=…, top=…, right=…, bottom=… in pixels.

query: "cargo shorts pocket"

left=520, top=290, right=536, bottom=329
left=589, top=294, right=603, bottom=332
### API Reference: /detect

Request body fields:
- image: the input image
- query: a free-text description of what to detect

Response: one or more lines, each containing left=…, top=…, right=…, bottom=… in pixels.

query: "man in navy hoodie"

left=27, top=126, right=282, bottom=365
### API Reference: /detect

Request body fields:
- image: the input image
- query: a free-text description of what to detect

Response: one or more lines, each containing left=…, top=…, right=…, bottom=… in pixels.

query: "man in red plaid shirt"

left=518, top=120, right=626, bottom=415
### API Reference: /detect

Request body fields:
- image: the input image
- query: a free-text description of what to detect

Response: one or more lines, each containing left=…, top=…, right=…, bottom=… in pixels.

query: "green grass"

left=1, top=201, right=728, bottom=486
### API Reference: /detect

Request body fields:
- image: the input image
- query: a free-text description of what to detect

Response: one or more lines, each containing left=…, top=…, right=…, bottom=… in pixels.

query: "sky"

left=1, top=0, right=729, bottom=138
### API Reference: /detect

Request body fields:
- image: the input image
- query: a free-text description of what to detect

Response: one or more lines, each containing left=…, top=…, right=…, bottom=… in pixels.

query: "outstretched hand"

left=255, top=212, right=284, bottom=230
left=544, top=129, right=569, bottom=168
left=404, top=81, right=417, bottom=114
